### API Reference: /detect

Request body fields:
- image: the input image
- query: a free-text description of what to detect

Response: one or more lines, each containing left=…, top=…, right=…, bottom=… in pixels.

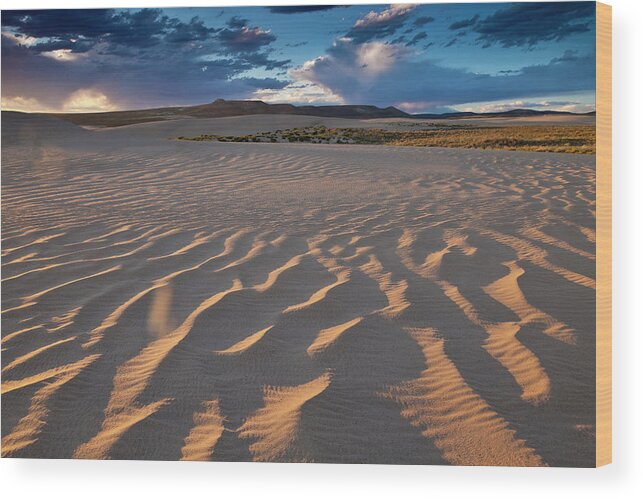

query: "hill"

left=49, top=99, right=408, bottom=128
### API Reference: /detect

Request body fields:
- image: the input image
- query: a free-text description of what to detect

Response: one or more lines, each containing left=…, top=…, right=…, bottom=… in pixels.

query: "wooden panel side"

left=596, top=1, right=612, bottom=468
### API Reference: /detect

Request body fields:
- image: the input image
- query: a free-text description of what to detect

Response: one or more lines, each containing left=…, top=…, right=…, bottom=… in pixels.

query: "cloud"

left=2, top=9, right=289, bottom=110
left=462, top=100, right=595, bottom=114
left=353, top=4, right=416, bottom=29
left=1, top=88, right=117, bottom=113
left=405, top=32, right=427, bottom=47
left=218, top=24, right=275, bottom=53
left=1, top=95, right=55, bottom=112
left=165, top=16, right=217, bottom=44
left=225, top=16, right=248, bottom=29
left=2, top=9, right=219, bottom=54
left=1, top=9, right=117, bottom=40
left=346, top=4, right=416, bottom=43
left=236, top=77, right=288, bottom=90
left=357, top=42, right=407, bottom=74
left=551, top=49, right=582, bottom=63
left=2, top=5, right=598, bottom=114
left=253, top=82, right=344, bottom=104
left=448, top=15, right=479, bottom=31
left=413, top=16, right=435, bottom=27
left=2, top=31, right=285, bottom=111
left=40, top=48, right=87, bottom=62
left=267, top=6, right=346, bottom=15
left=289, top=37, right=595, bottom=111
left=236, top=51, right=290, bottom=71
left=62, top=88, right=117, bottom=112
left=453, top=2, right=595, bottom=48
left=2, top=9, right=286, bottom=68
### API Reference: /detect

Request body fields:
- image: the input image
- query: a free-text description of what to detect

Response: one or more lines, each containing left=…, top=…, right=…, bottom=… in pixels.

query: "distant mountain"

left=413, top=108, right=596, bottom=119
left=47, top=100, right=594, bottom=128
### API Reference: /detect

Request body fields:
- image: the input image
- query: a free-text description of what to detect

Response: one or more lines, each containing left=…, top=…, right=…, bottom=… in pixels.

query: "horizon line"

left=1, top=98, right=597, bottom=117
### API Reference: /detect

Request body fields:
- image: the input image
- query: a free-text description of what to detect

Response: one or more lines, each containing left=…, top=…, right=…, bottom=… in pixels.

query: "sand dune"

left=1, top=113, right=596, bottom=465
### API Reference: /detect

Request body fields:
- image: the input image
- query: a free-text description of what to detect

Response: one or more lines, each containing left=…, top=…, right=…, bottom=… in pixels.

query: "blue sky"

left=1, top=3, right=597, bottom=113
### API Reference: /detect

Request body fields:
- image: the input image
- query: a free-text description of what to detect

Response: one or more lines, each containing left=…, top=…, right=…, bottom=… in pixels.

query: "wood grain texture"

left=596, top=1, right=612, bottom=467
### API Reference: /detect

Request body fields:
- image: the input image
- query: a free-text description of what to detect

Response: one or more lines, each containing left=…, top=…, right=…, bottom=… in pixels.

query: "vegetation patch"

left=177, top=124, right=595, bottom=154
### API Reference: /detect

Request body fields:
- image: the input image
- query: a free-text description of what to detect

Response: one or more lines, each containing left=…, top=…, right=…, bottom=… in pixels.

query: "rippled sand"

left=1, top=112, right=596, bottom=465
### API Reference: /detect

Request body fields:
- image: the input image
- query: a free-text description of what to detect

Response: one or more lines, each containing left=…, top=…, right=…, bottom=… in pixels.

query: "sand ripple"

left=2, top=117, right=596, bottom=465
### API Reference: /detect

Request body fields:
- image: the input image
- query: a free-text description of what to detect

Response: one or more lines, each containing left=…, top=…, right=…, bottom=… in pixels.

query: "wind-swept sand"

left=1, top=112, right=596, bottom=466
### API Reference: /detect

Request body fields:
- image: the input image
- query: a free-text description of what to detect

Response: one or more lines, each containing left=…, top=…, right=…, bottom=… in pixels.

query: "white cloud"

left=290, top=38, right=411, bottom=98
left=353, top=4, right=416, bottom=29
left=62, top=89, right=118, bottom=113
left=3, top=89, right=118, bottom=113
left=459, top=99, right=595, bottom=114
left=253, top=82, right=344, bottom=105
left=554, top=103, right=595, bottom=113
left=356, top=42, right=406, bottom=75
left=1, top=95, right=56, bottom=113
left=41, top=49, right=85, bottom=62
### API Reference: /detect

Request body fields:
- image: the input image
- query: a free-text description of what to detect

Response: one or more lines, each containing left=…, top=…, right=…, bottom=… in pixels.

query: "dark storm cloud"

left=452, top=2, right=595, bottom=48
left=267, top=6, right=345, bottom=15
left=240, top=51, right=290, bottom=71
left=95, top=9, right=211, bottom=50
left=2, top=9, right=219, bottom=53
left=2, top=32, right=289, bottom=109
left=551, top=49, right=581, bottom=63
left=237, top=77, right=288, bottom=90
left=225, top=16, right=248, bottom=29
left=1, top=9, right=289, bottom=109
left=413, top=16, right=435, bottom=27
left=405, top=31, right=427, bottom=47
left=2, top=8, right=286, bottom=66
left=449, top=15, right=479, bottom=31
left=164, top=16, right=218, bottom=44
left=2, top=9, right=285, bottom=61
left=1, top=9, right=116, bottom=39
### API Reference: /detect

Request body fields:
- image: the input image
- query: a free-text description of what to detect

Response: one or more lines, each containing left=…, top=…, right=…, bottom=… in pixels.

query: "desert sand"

left=1, top=112, right=596, bottom=466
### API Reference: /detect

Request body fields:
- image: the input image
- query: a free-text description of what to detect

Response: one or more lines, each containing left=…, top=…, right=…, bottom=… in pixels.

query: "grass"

left=177, top=124, right=595, bottom=154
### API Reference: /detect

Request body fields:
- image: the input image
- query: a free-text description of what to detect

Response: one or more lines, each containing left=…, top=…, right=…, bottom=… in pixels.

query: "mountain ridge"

left=39, top=99, right=595, bottom=128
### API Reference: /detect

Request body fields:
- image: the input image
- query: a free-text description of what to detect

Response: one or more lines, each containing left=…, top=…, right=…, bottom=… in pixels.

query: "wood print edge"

left=596, top=0, right=612, bottom=467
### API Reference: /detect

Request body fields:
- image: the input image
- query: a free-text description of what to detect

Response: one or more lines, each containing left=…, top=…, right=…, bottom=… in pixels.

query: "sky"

left=1, top=2, right=597, bottom=114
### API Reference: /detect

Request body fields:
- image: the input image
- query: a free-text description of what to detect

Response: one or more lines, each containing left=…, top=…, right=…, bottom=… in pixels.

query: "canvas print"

left=1, top=2, right=609, bottom=466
